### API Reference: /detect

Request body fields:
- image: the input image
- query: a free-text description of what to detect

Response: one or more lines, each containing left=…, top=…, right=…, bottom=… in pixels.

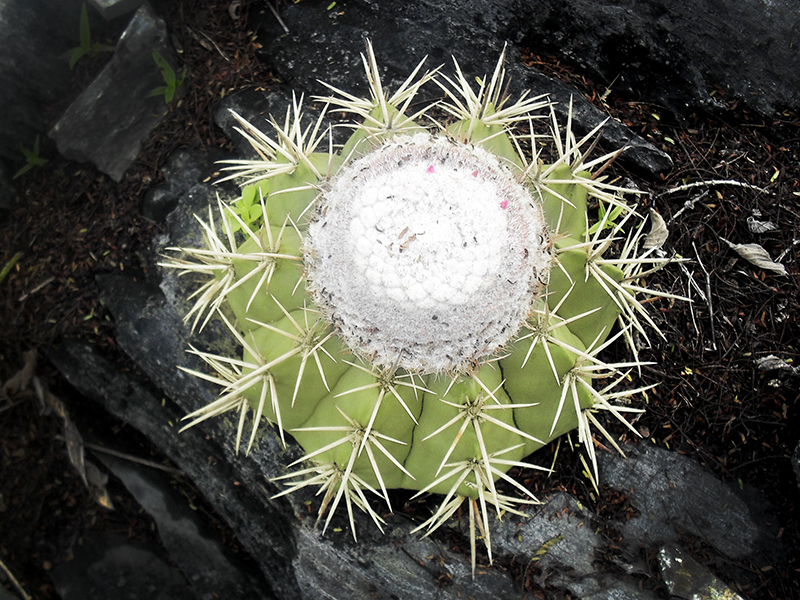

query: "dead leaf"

left=2, top=350, right=37, bottom=397
left=228, top=0, right=242, bottom=20
left=31, top=375, right=51, bottom=416
left=10, top=357, right=111, bottom=508
left=49, top=391, right=114, bottom=509
left=721, top=238, right=787, bottom=275
left=643, top=209, right=668, bottom=249
left=747, top=216, right=778, bottom=233
left=85, top=460, right=115, bottom=510
left=45, top=388, right=90, bottom=489
left=63, top=415, right=88, bottom=487
left=755, top=355, right=797, bottom=373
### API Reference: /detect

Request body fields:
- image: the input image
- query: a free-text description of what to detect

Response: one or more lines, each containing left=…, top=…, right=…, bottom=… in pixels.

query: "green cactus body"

left=164, top=42, right=678, bottom=573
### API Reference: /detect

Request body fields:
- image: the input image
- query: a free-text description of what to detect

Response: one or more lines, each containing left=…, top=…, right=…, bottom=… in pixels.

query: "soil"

left=1, top=1, right=799, bottom=599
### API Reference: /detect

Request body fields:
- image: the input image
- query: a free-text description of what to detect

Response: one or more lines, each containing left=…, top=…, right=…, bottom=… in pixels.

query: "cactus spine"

left=163, top=42, right=678, bottom=574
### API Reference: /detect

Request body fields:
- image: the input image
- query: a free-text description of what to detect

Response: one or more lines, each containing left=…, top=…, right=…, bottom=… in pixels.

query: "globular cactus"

left=163, top=42, right=677, bottom=573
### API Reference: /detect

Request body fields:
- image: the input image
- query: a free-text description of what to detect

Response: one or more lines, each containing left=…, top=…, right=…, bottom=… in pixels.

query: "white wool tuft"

left=305, top=134, right=551, bottom=373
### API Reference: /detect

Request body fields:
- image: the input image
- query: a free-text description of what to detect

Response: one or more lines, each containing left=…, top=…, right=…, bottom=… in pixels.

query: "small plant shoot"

left=149, top=50, right=185, bottom=104
left=68, top=3, right=114, bottom=70
left=13, top=135, right=47, bottom=179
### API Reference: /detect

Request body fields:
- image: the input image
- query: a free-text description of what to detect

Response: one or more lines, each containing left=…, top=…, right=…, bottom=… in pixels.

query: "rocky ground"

left=1, top=1, right=799, bottom=599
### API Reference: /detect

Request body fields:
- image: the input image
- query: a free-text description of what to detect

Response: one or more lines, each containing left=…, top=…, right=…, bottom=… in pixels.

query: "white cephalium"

left=160, top=40, right=684, bottom=577
left=305, top=133, right=552, bottom=373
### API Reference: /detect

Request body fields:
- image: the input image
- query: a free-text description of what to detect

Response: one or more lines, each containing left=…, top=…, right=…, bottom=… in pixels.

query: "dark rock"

left=600, top=444, right=787, bottom=594
left=491, top=493, right=656, bottom=600
left=49, top=338, right=525, bottom=600
left=49, top=4, right=175, bottom=182
left=142, top=148, right=232, bottom=223
left=0, top=0, right=85, bottom=160
left=794, top=441, right=800, bottom=494
left=49, top=532, right=196, bottom=600
left=48, top=337, right=299, bottom=600
left=658, top=543, right=745, bottom=600
left=0, top=160, right=16, bottom=218
left=254, top=0, right=674, bottom=177
left=600, top=444, right=763, bottom=560
left=158, top=149, right=220, bottom=196
left=89, top=0, right=145, bottom=21
left=96, top=453, right=273, bottom=599
left=214, top=88, right=298, bottom=161
left=512, top=0, right=800, bottom=119
left=259, top=0, right=799, bottom=120
left=143, top=185, right=181, bottom=224
left=507, top=65, right=674, bottom=176
left=213, top=88, right=341, bottom=163
left=290, top=525, right=521, bottom=600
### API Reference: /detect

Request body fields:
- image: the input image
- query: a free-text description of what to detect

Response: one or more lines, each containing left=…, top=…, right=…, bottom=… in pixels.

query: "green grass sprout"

left=68, top=3, right=115, bottom=70
left=13, top=135, right=48, bottom=179
left=0, top=252, right=23, bottom=285
left=149, top=50, right=186, bottom=104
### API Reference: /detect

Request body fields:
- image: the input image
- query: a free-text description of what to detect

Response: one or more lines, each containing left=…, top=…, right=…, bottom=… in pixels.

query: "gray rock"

left=658, top=543, right=745, bottom=600
left=97, top=453, right=273, bottom=600
left=88, top=0, right=145, bottom=21
left=511, top=0, right=800, bottom=118
left=50, top=532, right=196, bottom=600
left=48, top=337, right=301, bottom=600
left=259, top=0, right=800, bottom=120
left=0, top=0, right=85, bottom=160
left=600, top=444, right=762, bottom=560
left=49, top=3, right=175, bottom=182
left=142, top=148, right=232, bottom=223
left=492, top=493, right=600, bottom=582
left=0, top=160, right=15, bottom=217
left=491, top=493, right=656, bottom=599
left=215, top=89, right=302, bottom=161
left=291, top=525, right=521, bottom=600
left=254, top=0, right=674, bottom=177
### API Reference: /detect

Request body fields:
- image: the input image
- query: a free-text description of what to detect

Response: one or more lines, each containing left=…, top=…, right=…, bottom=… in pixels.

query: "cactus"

left=162, top=42, right=678, bottom=574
